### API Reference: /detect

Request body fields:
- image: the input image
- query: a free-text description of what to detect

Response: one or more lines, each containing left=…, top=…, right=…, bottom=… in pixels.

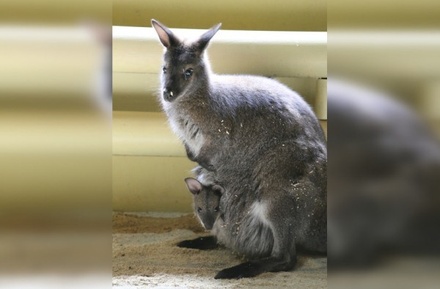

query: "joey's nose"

left=163, top=88, right=175, bottom=101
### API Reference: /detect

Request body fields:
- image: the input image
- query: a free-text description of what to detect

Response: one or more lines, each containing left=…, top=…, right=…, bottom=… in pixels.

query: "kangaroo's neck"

left=169, top=70, right=213, bottom=111
left=186, top=75, right=211, bottom=101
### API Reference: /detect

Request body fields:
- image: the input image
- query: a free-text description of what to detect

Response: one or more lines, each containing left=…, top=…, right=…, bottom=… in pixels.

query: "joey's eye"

left=214, top=207, right=219, bottom=212
left=184, top=68, right=193, bottom=79
left=162, top=67, right=167, bottom=74
left=197, top=207, right=202, bottom=213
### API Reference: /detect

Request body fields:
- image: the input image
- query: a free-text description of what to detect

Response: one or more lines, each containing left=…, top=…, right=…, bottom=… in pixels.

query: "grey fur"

left=152, top=19, right=327, bottom=278
left=184, top=177, right=223, bottom=230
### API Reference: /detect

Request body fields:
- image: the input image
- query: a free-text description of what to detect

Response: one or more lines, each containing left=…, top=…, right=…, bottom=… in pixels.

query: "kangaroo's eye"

left=197, top=207, right=202, bottom=213
left=184, top=68, right=193, bottom=79
left=214, top=207, right=219, bottom=212
left=162, top=67, right=167, bottom=74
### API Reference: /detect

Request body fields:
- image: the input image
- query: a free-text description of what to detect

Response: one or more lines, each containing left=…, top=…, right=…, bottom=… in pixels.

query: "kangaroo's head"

left=184, top=177, right=223, bottom=230
left=151, top=19, right=221, bottom=102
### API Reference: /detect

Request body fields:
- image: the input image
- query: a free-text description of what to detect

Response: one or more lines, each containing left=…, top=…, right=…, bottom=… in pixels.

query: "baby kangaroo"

left=177, top=168, right=222, bottom=250
left=151, top=19, right=327, bottom=279
left=184, top=177, right=223, bottom=231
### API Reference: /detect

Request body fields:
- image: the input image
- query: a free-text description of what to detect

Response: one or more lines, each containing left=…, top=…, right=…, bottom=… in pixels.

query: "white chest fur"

left=168, top=113, right=205, bottom=157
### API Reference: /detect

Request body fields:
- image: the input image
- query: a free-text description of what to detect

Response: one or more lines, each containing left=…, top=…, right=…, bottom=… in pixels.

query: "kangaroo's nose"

left=163, top=88, right=175, bottom=101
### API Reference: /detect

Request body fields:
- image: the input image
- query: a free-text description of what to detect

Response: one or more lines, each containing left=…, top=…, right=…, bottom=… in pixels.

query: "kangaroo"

left=152, top=19, right=327, bottom=279
left=184, top=177, right=223, bottom=231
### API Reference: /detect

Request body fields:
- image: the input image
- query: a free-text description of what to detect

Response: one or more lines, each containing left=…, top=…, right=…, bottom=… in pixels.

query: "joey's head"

left=184, top=177, right=223, bottom=230
left=151, top=19, right=221, bottom=102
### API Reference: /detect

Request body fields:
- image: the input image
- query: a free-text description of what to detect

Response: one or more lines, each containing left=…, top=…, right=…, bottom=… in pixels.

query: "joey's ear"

left=151, top=19, right=180, bottom=48
left=196, top=23, right=222, bottom=51
left=212, top=185, right=224, bottom=197
left=184, top=178, right=202, bottom=195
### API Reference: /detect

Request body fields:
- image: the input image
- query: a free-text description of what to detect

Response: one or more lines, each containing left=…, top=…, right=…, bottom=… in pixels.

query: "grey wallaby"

left=184, top=177, right=223, bottom=230
left=152, top=19, right=327, bottom=279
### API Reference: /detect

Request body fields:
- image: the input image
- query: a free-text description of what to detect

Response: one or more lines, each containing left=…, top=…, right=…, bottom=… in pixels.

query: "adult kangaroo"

left=152, top=19, right=327, bottom=279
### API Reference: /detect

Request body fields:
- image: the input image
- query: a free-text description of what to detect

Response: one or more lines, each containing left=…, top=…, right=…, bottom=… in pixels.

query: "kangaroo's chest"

left=168, top=112, right=205, bottom=157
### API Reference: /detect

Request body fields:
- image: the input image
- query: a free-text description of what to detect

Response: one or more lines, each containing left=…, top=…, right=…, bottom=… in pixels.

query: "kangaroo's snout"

left=201, top=215, right=216, bottom=230
left=163, top=88, right=175, bottom=102
left=203, top=223, right=213, bottom=230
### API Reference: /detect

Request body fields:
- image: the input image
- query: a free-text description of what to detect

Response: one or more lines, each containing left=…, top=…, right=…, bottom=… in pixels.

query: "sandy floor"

left=112, top=212, right=327, bottom=288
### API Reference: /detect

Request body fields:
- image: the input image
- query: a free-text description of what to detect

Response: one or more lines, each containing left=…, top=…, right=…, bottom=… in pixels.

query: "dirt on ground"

left=112, top=212, right=327, bottom=288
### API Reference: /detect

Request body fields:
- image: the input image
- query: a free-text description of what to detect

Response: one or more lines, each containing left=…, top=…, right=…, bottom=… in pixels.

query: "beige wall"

left=113, top=0, right=327, bottom=31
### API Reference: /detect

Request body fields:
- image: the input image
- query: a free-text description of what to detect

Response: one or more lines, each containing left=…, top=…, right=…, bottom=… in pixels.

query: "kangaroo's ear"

left=151, top=19, right=180, bottom=48
left=196, top=23, right=221, bottom=52
left=185, top=178, right=202, bottom=195
left=212, top=185, right=224, bottom=197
